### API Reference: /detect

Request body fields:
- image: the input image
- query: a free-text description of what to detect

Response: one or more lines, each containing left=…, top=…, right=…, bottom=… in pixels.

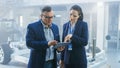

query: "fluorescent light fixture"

left=97, top=2, right=104, bottom=7
left=55, top=15, right=61, bottom=17
left=20, top=16, right=23, bottom=27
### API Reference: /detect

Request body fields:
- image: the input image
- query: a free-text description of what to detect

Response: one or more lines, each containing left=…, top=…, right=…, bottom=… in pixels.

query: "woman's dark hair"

left=70, top=5, right=83, bottom=21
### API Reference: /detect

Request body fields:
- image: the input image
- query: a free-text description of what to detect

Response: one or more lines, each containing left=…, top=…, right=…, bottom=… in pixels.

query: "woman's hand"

left=64, top=34, right=72, bottom=42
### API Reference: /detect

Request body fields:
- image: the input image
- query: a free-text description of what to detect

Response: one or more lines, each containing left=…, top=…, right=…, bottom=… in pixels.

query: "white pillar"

left=104, top=4, right=109, bottom=50
left=89, top=13, right=93, bottom=46
left=118, top=4, right=120, bottom=49
left=96, top=2, right=105, bottom=50
left=9, top=10, right=14, bottom=19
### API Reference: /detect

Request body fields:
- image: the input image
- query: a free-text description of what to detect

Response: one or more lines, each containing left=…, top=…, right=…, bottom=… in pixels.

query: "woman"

left=61, top=5, right=88, bottom=68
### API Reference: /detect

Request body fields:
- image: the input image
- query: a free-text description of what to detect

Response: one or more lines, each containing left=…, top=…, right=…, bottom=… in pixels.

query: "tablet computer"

left=53, top=42, right=70, bottom=49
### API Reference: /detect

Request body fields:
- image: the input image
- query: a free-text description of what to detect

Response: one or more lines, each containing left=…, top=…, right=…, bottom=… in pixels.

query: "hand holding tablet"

left=53, top=42, right=70, bottom=49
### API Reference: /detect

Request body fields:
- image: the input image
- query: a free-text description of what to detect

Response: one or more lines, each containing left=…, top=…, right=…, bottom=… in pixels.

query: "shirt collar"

left=41, top=20, right=52, bottom=29
left=69, top=21, right=76, bottom=28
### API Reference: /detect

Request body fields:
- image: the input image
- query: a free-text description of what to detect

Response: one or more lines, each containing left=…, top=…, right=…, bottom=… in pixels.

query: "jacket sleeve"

left=61, top=24, right=66, bottom=61
left=26, top=24, right=49, bottom=50
left=71, top=22, right=88, bottom=46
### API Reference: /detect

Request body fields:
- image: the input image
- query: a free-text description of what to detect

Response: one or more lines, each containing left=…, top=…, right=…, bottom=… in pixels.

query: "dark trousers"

left=64, top=63, right=87, bottom=68
left=44, top=60, right=54, bottom=68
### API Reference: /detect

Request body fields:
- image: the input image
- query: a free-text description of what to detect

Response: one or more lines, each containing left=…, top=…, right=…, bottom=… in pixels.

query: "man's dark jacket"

left=26, top=20, right=60, bottom=68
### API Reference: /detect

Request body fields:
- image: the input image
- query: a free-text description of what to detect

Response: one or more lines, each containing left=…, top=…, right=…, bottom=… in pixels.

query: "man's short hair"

left=41, top=6, right=52, bottom=13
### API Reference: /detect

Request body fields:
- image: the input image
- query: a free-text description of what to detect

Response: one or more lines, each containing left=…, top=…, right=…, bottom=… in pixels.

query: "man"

left=26, top=6, right=61, bottom=68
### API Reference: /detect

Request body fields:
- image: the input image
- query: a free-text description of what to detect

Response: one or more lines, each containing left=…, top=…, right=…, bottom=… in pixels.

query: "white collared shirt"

left=41, top=21, right=54, bottom=61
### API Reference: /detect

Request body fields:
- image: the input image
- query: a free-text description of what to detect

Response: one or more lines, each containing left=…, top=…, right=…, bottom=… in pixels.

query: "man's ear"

left=40, top=14, right=42, bottom=17
left=40, top=15, right=42, bottom=19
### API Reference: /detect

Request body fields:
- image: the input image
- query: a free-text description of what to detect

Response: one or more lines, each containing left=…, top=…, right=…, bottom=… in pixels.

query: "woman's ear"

left=79, top=14, right=81, bottom=17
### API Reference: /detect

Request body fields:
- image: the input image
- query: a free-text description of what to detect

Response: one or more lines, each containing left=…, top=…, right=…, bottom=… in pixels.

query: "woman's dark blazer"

left=61, top=20, right=88, bottom=66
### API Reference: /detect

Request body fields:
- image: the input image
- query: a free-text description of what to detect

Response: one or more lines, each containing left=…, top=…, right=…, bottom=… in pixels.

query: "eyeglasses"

left=70, top=14, right=78, bottom=17
left=43, top=15, right=55, bottom=19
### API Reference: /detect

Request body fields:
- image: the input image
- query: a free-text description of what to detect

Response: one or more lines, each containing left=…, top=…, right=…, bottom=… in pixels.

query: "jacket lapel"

left=74, top=20, right=82, bottom=35
left=64, top=22, right=69, bottom=36
left=51, top=25, right=56, bottom=40
left=37, top=20, right=46, bottom=40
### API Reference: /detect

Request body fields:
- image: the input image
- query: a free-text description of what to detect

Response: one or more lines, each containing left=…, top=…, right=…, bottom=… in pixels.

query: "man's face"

left=41, top=11, right=54, bottom=26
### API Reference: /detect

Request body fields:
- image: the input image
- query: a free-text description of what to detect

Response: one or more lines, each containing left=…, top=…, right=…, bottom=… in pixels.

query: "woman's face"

left=69, top=9, right=79, bottom=23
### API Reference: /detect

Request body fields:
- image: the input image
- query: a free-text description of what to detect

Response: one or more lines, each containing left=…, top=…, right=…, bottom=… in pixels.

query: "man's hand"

left=48, top=40, right=57, bottom=46
left=60, top=60, right=64, bottom=68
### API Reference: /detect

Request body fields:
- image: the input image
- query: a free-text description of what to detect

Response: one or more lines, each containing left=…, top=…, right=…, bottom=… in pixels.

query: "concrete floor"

left=105, top=46, right=120, bottom=68
left=0, top=59, right=27, bottom=68
left=0, top=45, right=120, bottom=68
left=0, top=60, right=27, bottom=68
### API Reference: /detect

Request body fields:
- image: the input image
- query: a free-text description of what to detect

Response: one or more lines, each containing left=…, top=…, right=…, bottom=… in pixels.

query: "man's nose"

left=48, top=18, right=53, bottom=21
